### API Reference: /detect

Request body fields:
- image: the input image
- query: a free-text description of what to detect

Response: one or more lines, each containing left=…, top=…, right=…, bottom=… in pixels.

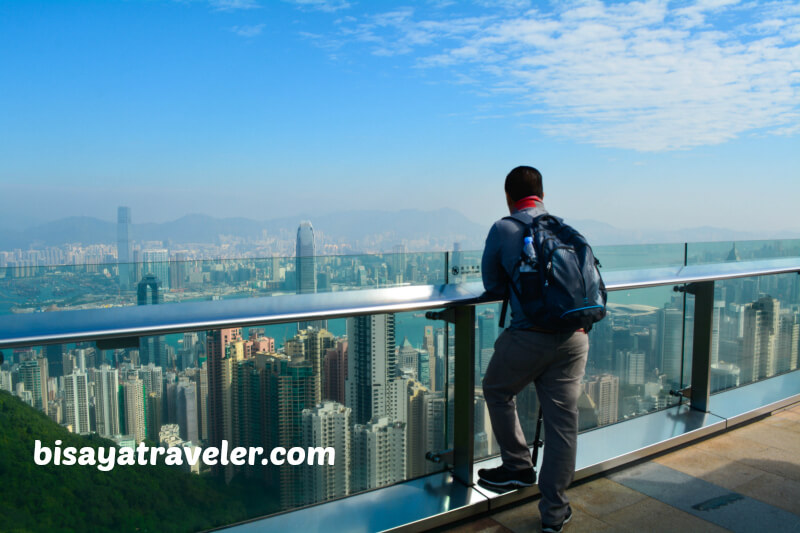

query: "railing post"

left=689, top=281, right=714, bottom=412
left=453, top=304, right=475, bottom=486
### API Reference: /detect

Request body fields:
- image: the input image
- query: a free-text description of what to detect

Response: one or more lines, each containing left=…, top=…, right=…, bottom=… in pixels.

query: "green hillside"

left=0, top=391, right=279, bottom=533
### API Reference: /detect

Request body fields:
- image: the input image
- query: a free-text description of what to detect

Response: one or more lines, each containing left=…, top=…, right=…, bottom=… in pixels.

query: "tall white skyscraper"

left=352, top=417, right=406, bottom=492
left=94, top=364, right=120, bottom=437
left=64, top=372, right=91, bottom=435
left=585, top=374, right=619, bottom=426
left=301, top=401, right=351, bottom=504
left=386, top=377, right=410, bottom=424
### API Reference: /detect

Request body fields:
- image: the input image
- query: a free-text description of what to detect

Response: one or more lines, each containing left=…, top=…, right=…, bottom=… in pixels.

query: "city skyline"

left=1, top=1, right=798, bottom=234
left=4, top=270, right=797, bottom=513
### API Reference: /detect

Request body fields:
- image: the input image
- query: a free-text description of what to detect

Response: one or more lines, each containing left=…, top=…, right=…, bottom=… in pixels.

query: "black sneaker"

left=477, top=465, right=535, bottom=489
left=541, top=507, right=572, bottom=533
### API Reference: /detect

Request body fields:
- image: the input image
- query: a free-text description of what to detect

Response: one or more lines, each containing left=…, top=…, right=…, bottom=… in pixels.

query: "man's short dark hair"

left=505, top=166, right=543, bottom=201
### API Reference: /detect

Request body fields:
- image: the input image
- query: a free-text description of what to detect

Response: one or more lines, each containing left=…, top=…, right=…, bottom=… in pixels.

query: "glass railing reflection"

left=0, top=252, right=447, bottom=315
left=709, top=273, right=799, bottom=394
left=0, top=309, right=451, bottom=528
left=472, top=283, right=687, bottom=460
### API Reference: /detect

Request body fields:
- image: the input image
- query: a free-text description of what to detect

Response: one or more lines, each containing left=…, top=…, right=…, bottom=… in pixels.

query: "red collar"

left=514, top=196, right=542, bottom=211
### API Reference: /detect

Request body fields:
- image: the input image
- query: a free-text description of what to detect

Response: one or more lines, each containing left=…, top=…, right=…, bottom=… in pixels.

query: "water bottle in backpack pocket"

left=519, top=235, right=543, bottom=304
left=507, top=213, right=607, bottom=332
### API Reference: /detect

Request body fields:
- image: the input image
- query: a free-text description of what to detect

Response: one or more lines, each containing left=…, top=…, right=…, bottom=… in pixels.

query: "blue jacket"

left=481, top=203, right=549, bottom=330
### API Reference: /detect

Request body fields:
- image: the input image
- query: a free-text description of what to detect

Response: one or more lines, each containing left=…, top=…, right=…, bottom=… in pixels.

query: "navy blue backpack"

left=503, top=213, right=607, bottom=332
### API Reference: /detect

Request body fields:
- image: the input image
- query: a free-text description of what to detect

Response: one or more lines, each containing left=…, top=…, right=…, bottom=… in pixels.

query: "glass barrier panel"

left=710, top=273, right=800, bottom=394
left=0, top=309, right=449, bottom=529
left=0, top=252, right=447, bottom=316
left=591, top=243, right=686, bottom=271
left=686, top=239, right=800, bottom=265
left=473, top=286, right=686, bottom=461
left=448, top=243, right=687, bottom=286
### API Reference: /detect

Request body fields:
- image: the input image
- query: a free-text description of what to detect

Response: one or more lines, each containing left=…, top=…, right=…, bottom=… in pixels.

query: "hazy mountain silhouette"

left=0, top=209, right=488, bottom=251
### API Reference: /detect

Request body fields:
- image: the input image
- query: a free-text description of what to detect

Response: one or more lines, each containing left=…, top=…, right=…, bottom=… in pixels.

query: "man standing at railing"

left=479, top=166, right=590, bottom=533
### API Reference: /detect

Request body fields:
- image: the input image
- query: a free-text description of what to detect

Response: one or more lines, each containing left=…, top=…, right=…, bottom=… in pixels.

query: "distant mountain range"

left=1, top=210, right=797, bottom=251
left=0, top=209, right=488, bottom=251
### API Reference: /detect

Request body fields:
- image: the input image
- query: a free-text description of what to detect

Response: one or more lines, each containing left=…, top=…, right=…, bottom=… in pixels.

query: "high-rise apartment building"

left=94, top=364, right=120, bottom=437
left=187, top=364, right=209, bottom=442
left=352, top=417, right=406, bottom=493
left=585, top=374, right=619, bottom=426
left=625, top=352, right=646, bottom=385
left=20, top=358, right=48, bottom=415
left=345, top=314, right=396, bottom=425
left=122, top=378, right=147, bottom=444
left=777, top=311, right=799, bottom=374
left=64, top=372, right=90, bottom=434
left=405, top=380, right=428, bottom=478
left=177, top=377, right=199, bottom=444
left=742, top=296, right=780, bottom=383
left=305, top=327, right=334, bottom=405
left=206, top=328, right=241, bottom=452
left=232, top=358, right=264, bottom=479
left=301, top=401, right=351, bottom=504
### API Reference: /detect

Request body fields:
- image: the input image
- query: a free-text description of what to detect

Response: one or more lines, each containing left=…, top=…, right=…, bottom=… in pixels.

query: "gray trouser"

left=482, top=328, right=589, bottom=525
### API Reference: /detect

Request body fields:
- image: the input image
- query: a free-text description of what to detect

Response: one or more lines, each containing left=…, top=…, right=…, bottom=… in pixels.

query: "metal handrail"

left=1, top=256, right=799, bottom=349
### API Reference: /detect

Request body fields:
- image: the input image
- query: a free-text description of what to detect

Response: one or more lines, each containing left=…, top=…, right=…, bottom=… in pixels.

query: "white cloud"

left=285, top=0, right=351, bottom=12
left=230, top=24, right=265, bottom=37
left=209, top=0, right=260, bottom=11
left=332, top=0, right=800, bottom=151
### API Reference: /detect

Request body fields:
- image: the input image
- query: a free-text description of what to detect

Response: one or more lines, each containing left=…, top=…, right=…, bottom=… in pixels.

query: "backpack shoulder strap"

left=503, top=211, right=561, bottom=228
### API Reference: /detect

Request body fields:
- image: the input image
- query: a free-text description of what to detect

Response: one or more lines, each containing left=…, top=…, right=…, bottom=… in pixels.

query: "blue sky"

left=0, top=0, right=798, bottom=233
